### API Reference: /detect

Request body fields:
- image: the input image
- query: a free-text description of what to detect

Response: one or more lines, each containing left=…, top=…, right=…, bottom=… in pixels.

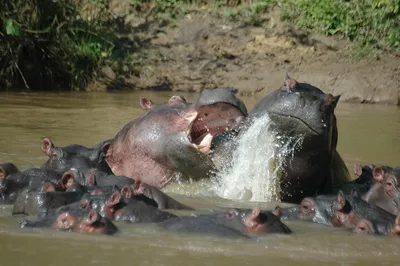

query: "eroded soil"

left=92, top=4, right=400, bottom=105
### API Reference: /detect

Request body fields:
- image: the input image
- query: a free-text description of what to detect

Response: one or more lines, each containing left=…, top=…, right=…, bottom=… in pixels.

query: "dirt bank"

left=91, top=5, right=400, bottom=105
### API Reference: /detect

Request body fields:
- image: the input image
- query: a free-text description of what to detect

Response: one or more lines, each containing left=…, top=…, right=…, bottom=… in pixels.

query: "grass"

left=280, top=0, right=400, bottom=50
left=1, top=0, right=399, bottom=91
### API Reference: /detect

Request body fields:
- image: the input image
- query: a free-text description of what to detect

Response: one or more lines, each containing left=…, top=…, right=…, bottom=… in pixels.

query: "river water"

left=1, top=91, right=399, bottom=265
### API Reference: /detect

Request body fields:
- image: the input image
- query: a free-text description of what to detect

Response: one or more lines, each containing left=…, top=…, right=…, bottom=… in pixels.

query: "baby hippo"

left=18, top=208, right=118, bottom=235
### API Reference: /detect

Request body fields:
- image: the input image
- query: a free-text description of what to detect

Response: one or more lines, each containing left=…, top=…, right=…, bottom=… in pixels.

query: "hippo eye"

left=386, top=181, right=393, bottom=187
left=225, top=210, right=236, bottom=220
left=301, top=202, right=313, bottom=214
left=358, top=226, right=366, bottom=231
left=79, top=200, right=91, bottom=209
left=58, top=216, right=70, bottom=229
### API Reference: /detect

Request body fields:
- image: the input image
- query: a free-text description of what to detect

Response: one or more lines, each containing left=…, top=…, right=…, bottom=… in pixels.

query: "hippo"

left=86, top=168, right=134, bottom=187
left=82, top=170, right=192, bottom=210
left=352, top=216, right=400, bottom=237
left=125, top=182, right=193, bottom=210
left=240, top=74, right=351, bottom=203
left=78, top=189, right=176, bottom=223
left=103, top=88, right=247, bottom=188
left=18, top=208, right=118, bottom=235
left=279, top=194, right=337, bottom=226
left=330, top=163, right=377, bottom=194
left=12, top=186, right=85, bottom=217
left=0, top=168, right=63, bottom=204
left=363, top=171, right=400, bottom=215
left=329, top=190, right=395, bottom=231
left=0, top=163, right=20, bottom=178
left=280, top=190, right=396, bottom=235
left=41, top=138, right=112, bottom=177
left=159, top=207, right=291, bottom=239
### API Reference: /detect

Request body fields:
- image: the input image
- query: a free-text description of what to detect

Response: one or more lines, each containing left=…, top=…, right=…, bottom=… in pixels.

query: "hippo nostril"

left=85, top=210, right=99, bottom=225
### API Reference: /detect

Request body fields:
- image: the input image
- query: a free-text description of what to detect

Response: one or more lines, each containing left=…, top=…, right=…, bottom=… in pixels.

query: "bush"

left=0, top=0, right=117, bottom=91
left=280, top=0, right=400, bottom=49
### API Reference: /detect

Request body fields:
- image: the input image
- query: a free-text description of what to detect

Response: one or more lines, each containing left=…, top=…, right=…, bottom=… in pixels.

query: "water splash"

left=213, top=114, right=303, bottom=202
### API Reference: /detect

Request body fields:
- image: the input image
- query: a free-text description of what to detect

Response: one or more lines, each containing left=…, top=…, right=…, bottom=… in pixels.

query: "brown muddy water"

left=0, top=91, right=399, bottom=266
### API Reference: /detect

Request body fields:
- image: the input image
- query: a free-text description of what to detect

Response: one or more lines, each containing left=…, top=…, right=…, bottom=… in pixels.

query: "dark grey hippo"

left=103, top=88, right=247, bottom=188
left=241, top=74, right=351, bottom=203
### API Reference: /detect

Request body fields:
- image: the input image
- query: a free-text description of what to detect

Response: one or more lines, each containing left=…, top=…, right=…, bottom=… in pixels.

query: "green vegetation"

left=1, top=0, right=399, bottom=91
left=280, top=0, right=400, bottom=49
left=0, top=0, right=133, bottom=91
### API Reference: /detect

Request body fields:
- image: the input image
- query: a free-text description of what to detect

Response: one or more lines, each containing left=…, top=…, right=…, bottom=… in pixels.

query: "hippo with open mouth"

left=103, top=88, right=247, bottom=188
left=246, top=74, right=351, bottom=203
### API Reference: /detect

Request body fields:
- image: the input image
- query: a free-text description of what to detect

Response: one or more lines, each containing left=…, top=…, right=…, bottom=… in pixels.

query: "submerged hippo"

left=103, top=88, right=247, bottom=188
left=244, top=75, right=351, bottom=203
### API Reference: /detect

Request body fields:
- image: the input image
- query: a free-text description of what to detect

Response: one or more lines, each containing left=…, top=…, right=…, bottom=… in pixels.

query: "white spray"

left=213, top=114, right=303, bottom=202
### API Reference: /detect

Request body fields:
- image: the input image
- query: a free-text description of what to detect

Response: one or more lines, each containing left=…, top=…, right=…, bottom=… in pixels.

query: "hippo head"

left=190, top=88, right=248, bottom=152
left=247, top=74, right=349, bottom=202
left=19, top=208, right=118, bottom=235
left=204, top=207, right=292, bottom=236
left=138, top=88, right=247, bottom=152
left=251, top=74, right=340, bottom=139
left=104, top=89, right=247, bottom=188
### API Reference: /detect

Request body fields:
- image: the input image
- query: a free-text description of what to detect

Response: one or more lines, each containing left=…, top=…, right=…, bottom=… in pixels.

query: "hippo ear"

left=353, top=162, right=362, bottom=177
left=86, top=170, right=96, bottom=186
left=83, top=209, right=100, bottom=225
left=60, top=172, right=76, bottom=190
left=86, top=172, right=95, bottom=186
left=101, top=141, right=111, bottom=157
left=331, top=95, right=340, bottom=108
left=324, top=94, right=340, bottom=108
left=372, top=167, right=385, bottom=182
left=272, top=206, right=282, bottom=218
left=351, top=189, right=361, bottom=198
left=131, top=181, right=146, bottom=196
left=41, top=138, right=54, bottom=157
left=168, top=95, right=187, bottom=105
left=337, top=191, right=347, bottom=211
left=0, top=166, right=5, bottom=179
left=78, top=199, right=91, bottom=209
left=283, top=74, right=297, bottom=91
left=140, top=97, right=155, bottom=110
left=120, top=185, right=133, bottom=198
left=229, top=88, right=239, bottom=95
left=391, top=213, right=400, bottom=235
left=40, top=182, right=56, bottom=192
left=243, top=208, right=261, bottom=228
left=106, top=191, right=122, bottom=207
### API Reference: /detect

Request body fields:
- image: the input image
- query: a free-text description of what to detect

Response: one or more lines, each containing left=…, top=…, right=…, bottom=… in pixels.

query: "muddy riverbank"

left=89, top=4, right=400, bottom=105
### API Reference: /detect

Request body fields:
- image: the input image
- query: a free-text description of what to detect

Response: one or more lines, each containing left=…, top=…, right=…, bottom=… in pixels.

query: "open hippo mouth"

left=188, top=103, right=246, bottom=152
